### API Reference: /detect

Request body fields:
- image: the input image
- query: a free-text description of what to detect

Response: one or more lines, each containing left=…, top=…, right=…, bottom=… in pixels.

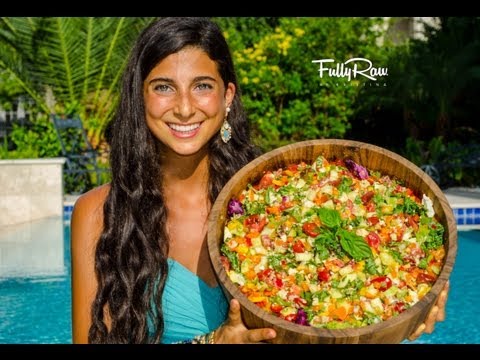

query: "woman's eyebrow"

left=148, top=77, right=174, bottom=85
left=148, top=75, right=217, bottom=85
left=193, top=76, right=217, bottom=83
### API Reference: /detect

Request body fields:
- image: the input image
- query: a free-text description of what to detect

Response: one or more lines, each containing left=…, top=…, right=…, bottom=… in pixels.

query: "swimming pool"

left=0, top=220, right=479, bottom=344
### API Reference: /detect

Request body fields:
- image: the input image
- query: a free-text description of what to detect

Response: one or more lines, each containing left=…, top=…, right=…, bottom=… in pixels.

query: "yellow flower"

left=294, top=28, right=305, bottom=37
left=270, top=65, right=280, bottom=73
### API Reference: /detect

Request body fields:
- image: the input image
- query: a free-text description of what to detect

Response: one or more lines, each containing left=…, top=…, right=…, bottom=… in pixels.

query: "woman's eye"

left=195, top=83, right=213, bottom=91
left=154, top=84, right=172, bottom=92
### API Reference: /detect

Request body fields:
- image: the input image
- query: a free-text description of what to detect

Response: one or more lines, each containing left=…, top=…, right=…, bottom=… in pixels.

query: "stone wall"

left=0, top=158, right=66, bottom=226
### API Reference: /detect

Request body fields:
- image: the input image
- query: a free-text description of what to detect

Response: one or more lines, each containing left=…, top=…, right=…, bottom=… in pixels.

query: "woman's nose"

left=174, top=92, right=195, bottom=120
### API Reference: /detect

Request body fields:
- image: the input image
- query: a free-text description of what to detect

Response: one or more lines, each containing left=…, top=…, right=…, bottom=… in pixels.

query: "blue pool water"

left=0, top=223, right=479, bottom=344
left=0, top=222, right=71, bottom=344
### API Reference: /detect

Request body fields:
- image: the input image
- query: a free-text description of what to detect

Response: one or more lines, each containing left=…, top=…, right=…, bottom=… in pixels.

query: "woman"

left=71, top=17, right=448, bottom=344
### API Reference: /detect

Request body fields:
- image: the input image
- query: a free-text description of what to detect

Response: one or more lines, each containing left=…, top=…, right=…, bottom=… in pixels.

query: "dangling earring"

left=221, top=106, right=232, bottom=143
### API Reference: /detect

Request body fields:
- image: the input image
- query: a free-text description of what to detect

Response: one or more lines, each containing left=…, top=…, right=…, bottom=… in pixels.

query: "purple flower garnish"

left=345, top=159, right=369, bottom=180
left=227, top=198, right=244, bottom=217
left=295, top=308, right=309, bottom=326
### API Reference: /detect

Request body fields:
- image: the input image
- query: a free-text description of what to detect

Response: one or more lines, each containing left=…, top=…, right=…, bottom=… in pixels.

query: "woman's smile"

left=143, top=46, right=235, bottom=156
left=167, top=122, right=203, bottom=138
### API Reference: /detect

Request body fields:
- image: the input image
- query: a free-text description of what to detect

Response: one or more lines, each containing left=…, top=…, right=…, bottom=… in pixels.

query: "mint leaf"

left=317, top=208, right=341, bottom=228
left=338, top=229, right=373, bottom=261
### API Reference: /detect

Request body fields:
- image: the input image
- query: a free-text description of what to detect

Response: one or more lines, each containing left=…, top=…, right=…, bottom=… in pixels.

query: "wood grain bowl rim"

left=208, top=139, right=457, bottom=342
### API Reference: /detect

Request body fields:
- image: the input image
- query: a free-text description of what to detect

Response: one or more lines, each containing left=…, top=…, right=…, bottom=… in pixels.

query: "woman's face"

left=144, top=46, right=235, bottom=157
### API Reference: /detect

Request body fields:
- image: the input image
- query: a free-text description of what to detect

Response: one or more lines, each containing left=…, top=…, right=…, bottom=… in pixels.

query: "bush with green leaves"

left=1, top=114, right=61, bottom=158
left=217, top=17, right=389, bottom=151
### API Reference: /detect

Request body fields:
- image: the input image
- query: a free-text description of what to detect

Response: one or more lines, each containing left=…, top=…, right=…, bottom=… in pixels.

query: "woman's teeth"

left=168, top=123, right=201, bottom=132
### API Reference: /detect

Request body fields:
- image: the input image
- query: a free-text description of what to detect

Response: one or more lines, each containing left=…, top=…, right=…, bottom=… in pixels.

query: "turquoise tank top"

left=155, top=258, right=229, bottom=344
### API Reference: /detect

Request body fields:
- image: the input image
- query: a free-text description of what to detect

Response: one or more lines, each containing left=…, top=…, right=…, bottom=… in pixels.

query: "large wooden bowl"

left=207, top=139, right=457, bottom=344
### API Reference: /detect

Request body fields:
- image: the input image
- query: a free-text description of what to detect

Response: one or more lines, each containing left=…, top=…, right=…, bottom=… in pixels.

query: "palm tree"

left=0, top=17, right=154, bottom=147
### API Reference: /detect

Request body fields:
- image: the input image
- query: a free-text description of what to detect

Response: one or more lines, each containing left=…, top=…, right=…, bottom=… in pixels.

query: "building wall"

left=0, top=158, right=66, bottom=226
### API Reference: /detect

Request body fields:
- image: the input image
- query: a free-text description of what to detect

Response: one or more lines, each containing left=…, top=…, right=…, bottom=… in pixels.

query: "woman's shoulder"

left=71, top=183, right=111, bottom=238
left=74, top=183, right=111, bottom=212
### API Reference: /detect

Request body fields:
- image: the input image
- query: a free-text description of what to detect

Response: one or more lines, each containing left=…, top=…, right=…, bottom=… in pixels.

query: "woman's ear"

left=225, top=82, right=236, bottom=107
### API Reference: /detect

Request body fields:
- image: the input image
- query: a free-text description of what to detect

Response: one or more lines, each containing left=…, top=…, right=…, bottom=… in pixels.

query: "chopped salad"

left=221, top=156, right=445, bottom=329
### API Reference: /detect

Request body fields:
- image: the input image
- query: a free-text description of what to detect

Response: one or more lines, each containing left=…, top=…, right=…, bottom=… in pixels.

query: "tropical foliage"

left=0, top=17, right=154, bottom=147
left=1, top=17, right=479, bottom=190
left=217, top=17, right=389, bottom=151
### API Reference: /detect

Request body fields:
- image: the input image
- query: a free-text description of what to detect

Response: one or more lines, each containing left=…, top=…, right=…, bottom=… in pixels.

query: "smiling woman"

left=69, top=17, right=276, bottom=344
left=143, top=47, right=235, bottom=156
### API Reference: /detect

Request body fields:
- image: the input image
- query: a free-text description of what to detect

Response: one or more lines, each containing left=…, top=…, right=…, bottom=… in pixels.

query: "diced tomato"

left=367, top=216, right=379, bottom=226
left=244, top=214, right=267, bottom=233
left=366, top=202, right=376, bottom=212
left=361, top=190, right=375, bottom=204
left=370, top=276, right=392, bottom=291
left=271, top=303, right=283, bottom=313
left=275, top=277, right=283, bottom=288
left=280, top=200, right=294, bottom=211
left=393, top=184, right=403, bottom=194
left=416, top=272, right=436, bottom=284
left=220, top=255, right=231, bottom=272
left=332, top=159, right=345, bottom=167
left=284, top=314, right=297, bottom=322
left=257, top=172, right=274, bottom=189
left=408, top=215, right=419, bottom=231
left=294, top=297, right=308, bottom=307
left=302, top=222, right=319, bottom=237
left=366, top=231, right=381, bottom=249
left=393, top=301, right=406, bottom=313
left=257, top=268, right=272, bottom=282
left=287, top=163, right=299, bottom=172
left=317, top=269, right=330, bottom=282
left=292, top=240, right=305, bottom=253
left=256, top=300, right=267, bottom=309
left=330, top=178, right=341, bottom=187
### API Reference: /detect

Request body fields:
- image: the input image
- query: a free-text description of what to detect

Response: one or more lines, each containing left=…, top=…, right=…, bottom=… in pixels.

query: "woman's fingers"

left=408, top=323, right=426, bottom=341
left=436, top=281, right=449, bottom=322
left=226, top=298, right=242, bottom=326
left=424, top=306, right=439, bottom=333
left=244, top=328, right=276, bottom=343
left=224, top=298, right=276, bottom=343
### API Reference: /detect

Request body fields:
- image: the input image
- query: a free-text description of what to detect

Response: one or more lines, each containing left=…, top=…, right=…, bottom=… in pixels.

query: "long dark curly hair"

left=88, top=17, right=261, bottom=343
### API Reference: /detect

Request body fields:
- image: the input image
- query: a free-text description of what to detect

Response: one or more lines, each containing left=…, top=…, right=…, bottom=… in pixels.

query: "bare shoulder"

left=71, top=183, right=111, bottom=248
left=71, top=183, right=111, bottom=344
left=73, top=183, right=111, bottom=215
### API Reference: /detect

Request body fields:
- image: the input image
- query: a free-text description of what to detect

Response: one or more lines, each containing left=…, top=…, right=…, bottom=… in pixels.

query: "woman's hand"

left=408, top=281, right=450, bottom=341
left=214, top=299, right=277, bottom=344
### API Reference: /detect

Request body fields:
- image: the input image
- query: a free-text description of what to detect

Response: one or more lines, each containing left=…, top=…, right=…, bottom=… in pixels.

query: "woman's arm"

left=71, top=184, right=110, bottom=344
